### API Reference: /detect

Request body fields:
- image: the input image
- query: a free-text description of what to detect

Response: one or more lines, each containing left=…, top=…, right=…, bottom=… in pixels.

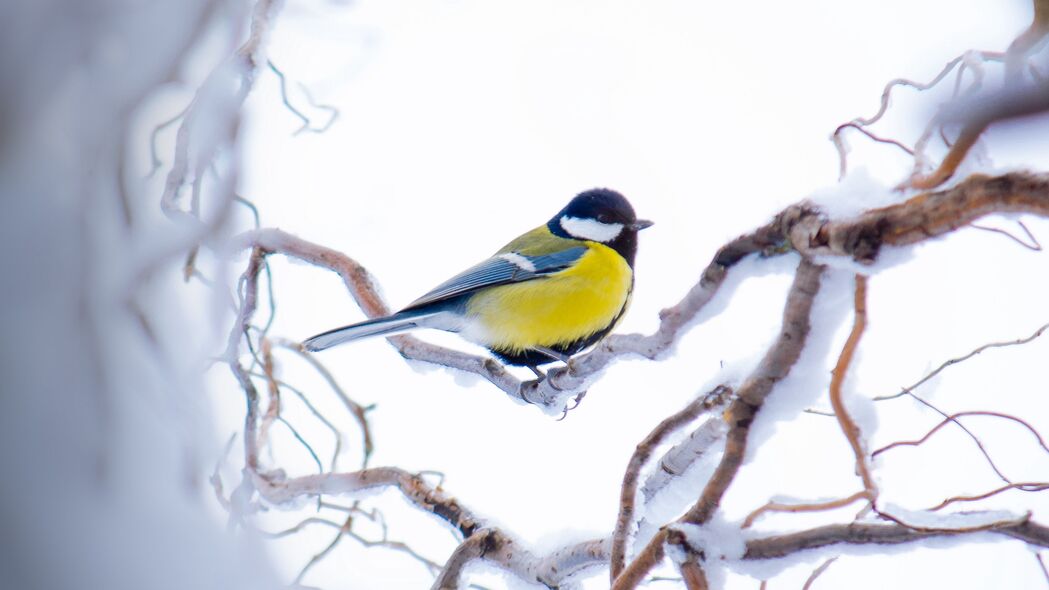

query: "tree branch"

left=743, top=520, right=1049, bottom=560
left=610, top=385, right=734, bottom=580
left=791, top=172, right=1049, bottom=262
left=611, top=259, right=825, bottom=590
left=828, top=274, right=876, bottom=500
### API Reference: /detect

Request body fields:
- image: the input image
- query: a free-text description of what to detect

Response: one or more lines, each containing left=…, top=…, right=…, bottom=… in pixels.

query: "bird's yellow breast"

left=464, top=242, right=632, bottom=353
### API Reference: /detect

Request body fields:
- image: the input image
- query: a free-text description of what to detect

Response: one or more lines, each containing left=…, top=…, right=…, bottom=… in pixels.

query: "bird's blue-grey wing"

left=402, top=247, right=587, bottom=310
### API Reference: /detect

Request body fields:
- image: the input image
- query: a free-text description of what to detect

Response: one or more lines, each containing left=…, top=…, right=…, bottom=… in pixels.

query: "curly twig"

left=828, top=274, right=877, bottom=500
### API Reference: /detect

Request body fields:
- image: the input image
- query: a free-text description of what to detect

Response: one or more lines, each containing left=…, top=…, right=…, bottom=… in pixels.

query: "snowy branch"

left=611, top=259, right=825, bottom=590
left=610, top=385, right=734, bottom=580
left=743, top=520, right=1049, bottom=560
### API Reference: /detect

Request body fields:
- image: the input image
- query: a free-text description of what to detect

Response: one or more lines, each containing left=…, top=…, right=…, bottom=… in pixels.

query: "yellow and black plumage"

left=303, top=189, right=651, bottom=371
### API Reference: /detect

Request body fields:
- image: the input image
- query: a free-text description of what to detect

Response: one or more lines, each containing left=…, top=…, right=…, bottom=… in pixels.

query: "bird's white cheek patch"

left=559, top=216, right=624, bottom=242
left=499, top=252, right=537, bottom=272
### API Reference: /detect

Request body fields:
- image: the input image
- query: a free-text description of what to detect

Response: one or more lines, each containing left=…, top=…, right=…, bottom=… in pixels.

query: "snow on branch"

left=743, top=520, right=1049, bottom=560
left=611, top=259, right=826, bottom=590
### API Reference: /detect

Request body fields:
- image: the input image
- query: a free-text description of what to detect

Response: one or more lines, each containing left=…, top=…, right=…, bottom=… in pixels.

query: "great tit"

left=303, top=188, right=652, bottom=372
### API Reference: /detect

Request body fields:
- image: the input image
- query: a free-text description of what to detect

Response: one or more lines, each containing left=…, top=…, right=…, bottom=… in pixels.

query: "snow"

left=806, top=167, right=902, bottom=221
left=663, top=517, right=745, bottom=590
left=879, top=504, right=1028, bottom=530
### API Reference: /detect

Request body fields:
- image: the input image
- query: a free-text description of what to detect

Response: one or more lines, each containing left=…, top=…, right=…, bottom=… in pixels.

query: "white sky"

left=165, top=0, right=1049, bottom=587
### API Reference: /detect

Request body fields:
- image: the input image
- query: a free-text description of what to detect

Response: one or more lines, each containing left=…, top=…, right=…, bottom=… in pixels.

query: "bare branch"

left=802, top=557, right=838, bottom=590
left=832, top=122, right=915, bottom=180
left=929, top=482, right=1049, bottom=511
left=890, top=391, right=1018, bottom=484
left=1037, top=551, right=1049, bottom=586
left=743, top=491, right=870, bottom=529
left=969, top=220, right=1042, bottom=251
left=873, top=410, right=1049, bottom=459
left=877, top=320, right=1049, bottom=403
left=828, top=274, right=877, bottom=500
left=249, top=372, right=344, bottom=471
left=274, top=339, right=374, bottom=467
left=294, top=515, right=350, bottom=585
left=267, top=59, right=340, bottom=135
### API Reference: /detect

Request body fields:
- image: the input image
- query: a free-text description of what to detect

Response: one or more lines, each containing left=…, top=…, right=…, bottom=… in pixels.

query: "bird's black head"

left=547, top=188, right=652, bottom=266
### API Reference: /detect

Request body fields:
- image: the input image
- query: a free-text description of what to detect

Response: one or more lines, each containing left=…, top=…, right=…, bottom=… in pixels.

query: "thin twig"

left=828, top=274, right=877, bottom=500
left=277, top=416, right=324, bottom=474
left=266, top=59, right=340, bottom=136
left=1037, top=551, right=1049, bottom=586
left=249, top=372, right=343, bottom=472
left=294, top=515, right=350, bottom=585
left=743, top=491, right=870, bottom=529
left=873, top=508, right=1030, bottom=535
left=928, top=482, right=1049, bottom=511
left=148, top=104, right=191, bottom=178
left=875, top=320, right=1049, bottom=402
left=969, top=220, right=1042, bottom=251
left=275, top=339, right=374, bottom=467
left=802, top=557, right=838, bottom=590
left=268, top=60, right=312, bottom=134
left=297, top=80, right=340, bottom=133
left=832, top=123, right=915, bottom=180
left=872, top=410, right=1049, bottom=459
left=894, top=391, right=1015, bottom=484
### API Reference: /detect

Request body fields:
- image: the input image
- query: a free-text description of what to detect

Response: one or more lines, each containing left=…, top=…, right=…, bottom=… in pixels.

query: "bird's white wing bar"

left=498, top=252, right=537, bottom=272
left=403, top=247, right=587, bottom=310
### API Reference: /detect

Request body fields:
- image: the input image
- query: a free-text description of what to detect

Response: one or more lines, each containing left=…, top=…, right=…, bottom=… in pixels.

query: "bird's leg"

left=526, top=364, right=546, bottom=380
left=533, top=346, right=572, bottom=365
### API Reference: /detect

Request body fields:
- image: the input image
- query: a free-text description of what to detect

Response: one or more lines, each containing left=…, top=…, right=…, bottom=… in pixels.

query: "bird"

left=302, top=188, right=652, bottom=376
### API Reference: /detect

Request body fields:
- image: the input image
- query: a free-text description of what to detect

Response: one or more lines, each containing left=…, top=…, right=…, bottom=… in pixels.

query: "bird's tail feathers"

left=302, top=309, right=454, bottom=352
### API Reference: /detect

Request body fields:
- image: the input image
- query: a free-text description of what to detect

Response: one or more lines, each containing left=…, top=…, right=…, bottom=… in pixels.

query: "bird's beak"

left=631, top=219, right=654, bottom=231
